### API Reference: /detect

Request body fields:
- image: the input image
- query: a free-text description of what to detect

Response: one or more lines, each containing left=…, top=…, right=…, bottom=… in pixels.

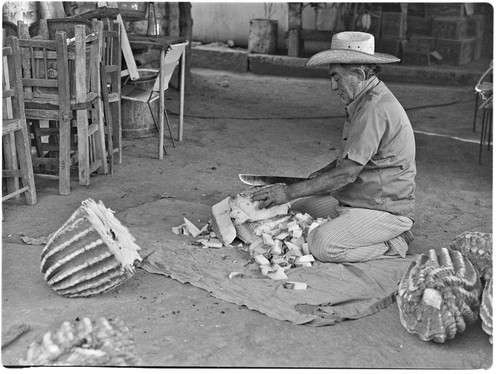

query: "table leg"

left=179, top=49, right=185, bottom=142
left=159, top=49, right=166, bottom=160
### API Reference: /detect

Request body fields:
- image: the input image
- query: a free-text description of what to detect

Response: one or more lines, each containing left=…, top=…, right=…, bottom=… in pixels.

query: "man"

left=251, top=31, right=416, bottom=263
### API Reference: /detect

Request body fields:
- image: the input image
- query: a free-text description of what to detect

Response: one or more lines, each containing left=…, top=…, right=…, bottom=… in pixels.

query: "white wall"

left=191, top=2, right=289, bottom=49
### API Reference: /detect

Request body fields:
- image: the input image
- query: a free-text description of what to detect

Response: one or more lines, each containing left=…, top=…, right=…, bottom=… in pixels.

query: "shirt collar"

left=346, top=76, right=379, bottom=118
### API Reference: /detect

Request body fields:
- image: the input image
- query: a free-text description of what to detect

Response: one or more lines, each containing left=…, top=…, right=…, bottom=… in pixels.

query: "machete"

left=238, top=174, right=308, bottom=186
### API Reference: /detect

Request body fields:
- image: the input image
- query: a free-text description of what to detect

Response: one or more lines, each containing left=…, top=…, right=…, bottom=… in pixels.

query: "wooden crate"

left=402, top=51, right=431, bottom=66
left=467, top=14, right=486, bottom=38
left=367, top=9, right=383, bottom=40
left=377, top=37, right=406, bottom=59
left=381, top=12, right=407, bottom=38
left=473, top=35, right=483, bottom=60
left=424, top=3, right=469, bottom=18
left=407, top=36, right=436, bottom=53
left=407, top=16, right=433, bottom=37
left=402, top=37, right=431, bottom=65
left=432, top=16, right=469, bottom=40
left=407, top=3, right=425, bottom=17
left=435, top=38, right=475, bottom=65
left=315, top=7, right=336, bottom=31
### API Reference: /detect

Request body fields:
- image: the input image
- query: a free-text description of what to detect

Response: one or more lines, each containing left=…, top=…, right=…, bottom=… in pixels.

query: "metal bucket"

left=121, top=69, right=159, bottom=139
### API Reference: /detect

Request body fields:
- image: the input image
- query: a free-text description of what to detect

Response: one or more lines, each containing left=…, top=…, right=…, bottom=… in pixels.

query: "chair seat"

left=25, top=92, right=100, bottom=108
left=476, top=81, right=493, bottom=94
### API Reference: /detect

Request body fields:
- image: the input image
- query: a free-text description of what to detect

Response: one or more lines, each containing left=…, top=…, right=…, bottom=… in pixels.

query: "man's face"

left=328, top=64, right=362, bottom=105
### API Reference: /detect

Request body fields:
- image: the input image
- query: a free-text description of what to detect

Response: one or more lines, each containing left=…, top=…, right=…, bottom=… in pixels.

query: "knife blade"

left=238, top=174, right=308, bottom=186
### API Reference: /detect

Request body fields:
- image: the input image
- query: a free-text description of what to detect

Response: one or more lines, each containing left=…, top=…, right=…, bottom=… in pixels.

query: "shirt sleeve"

left=342, top=104, right=387, bottom=166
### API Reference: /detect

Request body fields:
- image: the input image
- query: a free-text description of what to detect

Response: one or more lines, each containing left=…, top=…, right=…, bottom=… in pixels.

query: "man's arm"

left=308, top=159, right=337, bottom=178
left=288, top=157, right=362, bottom=199
left=251, top=157, right=364, bottom=208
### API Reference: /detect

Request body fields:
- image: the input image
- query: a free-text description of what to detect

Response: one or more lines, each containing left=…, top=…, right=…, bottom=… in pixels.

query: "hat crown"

left=330, top=31, right=375, bottom=55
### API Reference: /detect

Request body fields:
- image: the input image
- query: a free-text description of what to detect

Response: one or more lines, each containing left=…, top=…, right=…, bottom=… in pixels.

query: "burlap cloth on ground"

left=118, top=199, right=416, bottom=326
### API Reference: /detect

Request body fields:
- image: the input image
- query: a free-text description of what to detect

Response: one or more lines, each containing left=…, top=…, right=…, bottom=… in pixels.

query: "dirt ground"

left=1, top=67, right=494, bottom=369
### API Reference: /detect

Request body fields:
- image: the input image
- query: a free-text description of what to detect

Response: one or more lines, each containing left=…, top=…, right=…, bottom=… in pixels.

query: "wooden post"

left=75, top=26, right=90, bottom=187
left=17, top=21, right=33, bottom=99
left=38, top=19, right=49, bottom=39
left=288, top=3, right=302, bottom=57
left=56, top=31, right=72, bottom=195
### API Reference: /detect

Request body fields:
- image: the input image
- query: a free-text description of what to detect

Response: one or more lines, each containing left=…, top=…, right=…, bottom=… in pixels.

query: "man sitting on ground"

left=251, top=31, right=416, bottom=263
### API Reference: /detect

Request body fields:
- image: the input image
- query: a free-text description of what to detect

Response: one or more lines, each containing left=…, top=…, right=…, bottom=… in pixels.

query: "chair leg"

left=30, top=119, right=44, bottom=157
left=59, top=117, right=72, bottom=195
left=76, top=108, right=90, bottom=186
left=479, top=108, right=487, bottom=164
left=112, top=100, right=122, bottom=165
left=100, top=65, right=115, bottom=174
left=15, top=124, right=37, bottom=205
left=164, top=109, right=176, bottom=148
left=2, top=131, right=20, bottom=199
left=92, top=101, right=109, bottom=176
left=147, top=101, right=169, bottom=156
left=487, top=108, right=492, bottom=151
left=472, top=93, right=479, bottom=133
left=2, top=125, right=37, bottom=205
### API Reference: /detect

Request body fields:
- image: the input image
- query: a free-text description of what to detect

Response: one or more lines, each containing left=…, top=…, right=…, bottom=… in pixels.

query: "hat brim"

left=306, top=49, right=400, bottom=67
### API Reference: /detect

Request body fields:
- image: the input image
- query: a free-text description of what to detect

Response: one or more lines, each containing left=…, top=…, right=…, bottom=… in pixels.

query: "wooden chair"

left=17, top=21, right=108, bottom=195
left=100, top=19, right=122, bottom=172
left=2, top=38, right=37, bottom=206
left=121, top=41, right=189, bottom=159
left=31, top=17, right=121, bottom=173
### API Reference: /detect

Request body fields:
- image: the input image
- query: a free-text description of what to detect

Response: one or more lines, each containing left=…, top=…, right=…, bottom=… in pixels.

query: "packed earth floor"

left=1, top=67, right=494, bottom=369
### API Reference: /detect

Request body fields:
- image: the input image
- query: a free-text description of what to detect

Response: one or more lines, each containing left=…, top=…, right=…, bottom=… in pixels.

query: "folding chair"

left=121, top=41, right=189, bottom=159
left=473, top=64, right=493, bottom=133
left=2, top=38, right=37, bottom=206
left=474, top=65, right=493, bottom=164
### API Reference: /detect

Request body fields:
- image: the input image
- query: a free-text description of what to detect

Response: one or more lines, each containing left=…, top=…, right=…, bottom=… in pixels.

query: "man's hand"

left=250, top=183, right=290, bottom=209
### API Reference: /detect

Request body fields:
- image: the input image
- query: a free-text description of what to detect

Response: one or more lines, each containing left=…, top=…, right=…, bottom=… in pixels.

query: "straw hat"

left=306, top=31, right=400, bottom=66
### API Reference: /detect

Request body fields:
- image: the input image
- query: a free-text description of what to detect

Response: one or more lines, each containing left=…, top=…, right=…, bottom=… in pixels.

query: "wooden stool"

left=2, top=40, right=37, bottom=206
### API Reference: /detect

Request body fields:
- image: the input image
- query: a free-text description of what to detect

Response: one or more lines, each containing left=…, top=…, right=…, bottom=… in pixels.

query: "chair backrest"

left=16, top=31, right=71, bottom=104
left=475, top=66, right=493, bottom=100
left=16, top=22, right=103, bottom=105
left=2, top=37, right=25, bottom=125
left=152, top=41, right=189, bottom=92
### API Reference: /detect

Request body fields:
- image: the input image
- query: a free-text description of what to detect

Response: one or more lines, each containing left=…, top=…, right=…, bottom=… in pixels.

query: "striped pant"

left=291, top=196, right=413, bottom=263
